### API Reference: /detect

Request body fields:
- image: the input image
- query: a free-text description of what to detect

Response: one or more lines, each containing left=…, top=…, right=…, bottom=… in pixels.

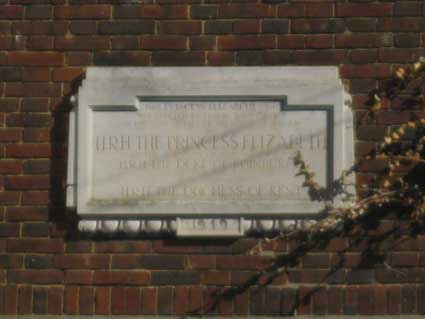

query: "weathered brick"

left=111, top=287, right=126, bottom=315
left=24, top=255, right=53, bottom=268
left=8, top=269, right=63, bottom=284
left=55, top=36, right=109, bottom=50
left=111, top=37, right=139, bottom=50
left=218, top=35, right=275, bottom=50
left=0, top=6, right=23, bottom=19
left=262, top=19, right=289, bottom=34
left=151, top=271, right=200, bottom=285
left=33, top=287, right=47, bottom=314
left=205, top=20, right=232, bottom=35
left=8, top=52, right=64, bottom=66
left=25, top=6, right=51, bottom=19
left=218, top=4, right=273, bottom=18
left=54, top=254, right=110, bottom=269
left=94, top=51, right=150, bottom=66
left=95, top=287, right=110, bottom=315
left=141, top=35, right=186, bottom=50
left=141, top=287, right=157, bottom=315
left=93, top=270, right=150, bottom=285
left=54, top=5, right=111, bottom=19
left=292, top=19, right=345, bottom=34
left=69, top=21, right=96, bottom=35
left=152, top=51, right=204, bottom=66
left=7, top=238, right=63, bottom=253
left=47, top=287, right=63, bottom=315
left=18, top=286, right=32, bottom=315
left=158, top=287, right=173, bottom=315
left=160, top=21, right=201, bottom=35
left=0, top=223, right=20, bottom=237
left=337, top=3, right=393, bottom=17
left=79, top=287, right=94, bottom=315
left=98, top=21, right=154, bottom=34
left=6, top=207, right=48, bottom=221
left=64, top=286, right=78, bottom=315
left=126, top=287, right=141, bottom=315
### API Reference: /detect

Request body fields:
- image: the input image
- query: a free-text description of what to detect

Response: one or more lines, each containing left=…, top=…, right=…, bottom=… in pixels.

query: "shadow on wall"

left=48, top=73, right=85, bottom=239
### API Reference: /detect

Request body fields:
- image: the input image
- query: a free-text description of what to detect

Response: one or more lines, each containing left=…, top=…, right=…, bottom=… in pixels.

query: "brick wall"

left=0, top=0, right=424, bottom=316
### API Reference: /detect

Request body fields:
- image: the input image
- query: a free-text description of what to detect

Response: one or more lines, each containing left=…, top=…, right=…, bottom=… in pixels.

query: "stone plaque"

left=67, top=67, right=354, bottom=236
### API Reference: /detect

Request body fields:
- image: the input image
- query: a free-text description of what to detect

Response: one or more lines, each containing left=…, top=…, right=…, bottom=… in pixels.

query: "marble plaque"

left=67, top=67, right=354, bottom=236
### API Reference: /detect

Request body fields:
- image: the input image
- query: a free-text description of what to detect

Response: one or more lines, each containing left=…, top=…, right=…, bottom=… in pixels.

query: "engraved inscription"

left=91, top=100, right=328, bottom=204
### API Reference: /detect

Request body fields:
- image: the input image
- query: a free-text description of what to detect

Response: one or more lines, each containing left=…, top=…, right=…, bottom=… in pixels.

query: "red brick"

left=79, top=287, right=94, bottom=315
left=23, top=129, right=50, bottom=142
left=378, top=18, right=425, bottom=32
left=202, top=271, right=230, bottom=285
left=0, top=191, right=20, bottom=205
left=18, top=286, right=32, bottom=315
left=185, top=255, right=215, bottom=269
left=8, top=269, right=63, bottom=284
left=6, top=83, right=61, bottom=97
left=52, top=67, right=84, bottom=82
left=114, top=5, right=160, bottom=19
left=95, top=287, right=110, bottom=315
left=21, top=67, right=50, bottom=81
left=47, top=287, right=63, bottom=315
left=68, top=52, right=92, bottom=66
left=141, top=35, right=186, bottom=50
left=379, top=48, right=425, bottom=63
left=278, top=4, right=304, bottom=18
left=6, top=206, right=48, bottom=221
left=305, top=3, right=334, bottom=17
left=93, top=270, right=150, bottom=285
left=111, top=37, right=139, bottom=50
left=388, top=286, right=402, bottom=314
left=54, top=255, right=110, bottom=269
left=55, top=5, right=111, bottom=19
left=94, top=51, right=150, bottom=66
left=340, top=64, right=391, bottom=79
left=235, top=21, right=261, bottom=36
left=190, top=36, right=215, bottom=50
left=126, top=287, right=141, bottom=315
left=5, top=176, right=49, bottom=190
left=394, top=2, right=423, bottom=16
left=69, top=21, right=96, bottom=35
left=305, top=34, right=333, bottom=49
left=7, top=238, right=63, bottom=253
left=26, top=36, right=54, bottom=50
left=23, top=159, right=50, bottom=174
left=158, top=287, right=173, bottom=315
left=4, top=285, right=18, bottom=314
left=160, top=21, right=201, bottom=35
left=0, top=99, right=19, bottom=112
left=141, top=287, right=157, bottom=315
left=0, top=223, right=20, bottom=237
left=0, top=6, right=23, bottom=19
left=207, top=51, right=234, bottom=66
left=111, top=287, right=126, bottom=315
left=152, top=51, right=205, bottom=66
left=337, top=3, right=393, bottom=17
left=278, top=35, right=305, bottom=49
left=64, top=270, right=93, bottom=284
left=22, top=191, right=48, bottom=205
left=8, top=52, right=64, bottom=66
left=24, top=102, right=50, bottom=122
left=55, top=36, right=109, bottom=50
left=95, top=240, right=151, bottom=253
left=218, top=35, right=274, bottom=50
left=0, top=160, right=22, bottom=174
left=336, top=34, right=386, bottom=48
left=292, top=19, right=345, bottom=34
left=6, top=144, right=51, bottom=158
left=218, top=4, right=273, bottom=18
left=392, top=252, right=418, bottom=267
left=64, top=286, right=78, bottom=315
